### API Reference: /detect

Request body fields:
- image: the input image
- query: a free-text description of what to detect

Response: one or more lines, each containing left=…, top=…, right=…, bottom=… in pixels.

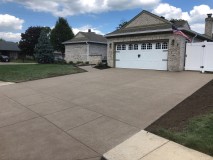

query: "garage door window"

left=147, top=43, right=152, bottom=50
left=122, top=44, right=126, bottom=50
left=156, top=43, right=161, bottom=49
left=162, top=42, right=168, bottom=49
left=134, top=44, right=138, bottom=50
left=129, top=44, right=133, bottom=50
left=117, top=45, right=121, bottom=50
left=141, top=43, right=146, bottom=50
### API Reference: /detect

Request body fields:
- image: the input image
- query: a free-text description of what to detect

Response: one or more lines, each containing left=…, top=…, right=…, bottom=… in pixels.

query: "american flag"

left=172, top=25, right=192, bottom=42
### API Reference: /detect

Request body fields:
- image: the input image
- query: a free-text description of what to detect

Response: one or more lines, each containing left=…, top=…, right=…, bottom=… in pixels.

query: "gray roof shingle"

left=63, top=32, right=107, bottom=44
left=105, top=10, right=212, bottom=41
left=0, top=41, right=20, bottom=51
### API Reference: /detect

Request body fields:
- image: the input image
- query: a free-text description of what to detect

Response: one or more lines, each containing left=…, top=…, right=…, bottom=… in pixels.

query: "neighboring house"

left=105, top=10, right=213, bottom=71
left=63, top=29, right=107, bottom=64
left=0, top=41, right=20, bottom=59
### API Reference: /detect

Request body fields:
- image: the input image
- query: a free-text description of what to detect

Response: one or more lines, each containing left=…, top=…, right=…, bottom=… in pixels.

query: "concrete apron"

left=0, top=81, right=14, bottom=87
left=103, top=130, right=213, bottom=160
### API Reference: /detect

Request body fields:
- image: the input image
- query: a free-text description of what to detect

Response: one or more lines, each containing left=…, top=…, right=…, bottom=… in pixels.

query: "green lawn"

left=0, top=64, right=85, bottom=82
left=10, top=59, right=36, bottom=63
left=155, top=112, right=213, bottom=156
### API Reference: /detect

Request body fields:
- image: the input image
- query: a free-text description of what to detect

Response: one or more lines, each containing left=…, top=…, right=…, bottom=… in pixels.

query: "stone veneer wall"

left=64, top=44, right=88, bottom=63
left=89, top=55, right=102, bottom=64
left=107, top=33, right=188, bottom=71
left=89, top=43, right=107, bottom=60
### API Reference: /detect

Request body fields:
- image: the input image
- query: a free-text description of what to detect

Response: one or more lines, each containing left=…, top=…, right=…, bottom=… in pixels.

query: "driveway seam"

left=65, top=115, right=104, bottom=132
left=28, top=104, right=78, bottom=117
left=72, top=104, right=140, bottom=130
left=0, top=116, right=40, bottom=130
left=76, top=156, right=101, bottom=160
left=41, top=116, right=101, bottom=156
left=5, top=94, right=102, bottom=157
left=23, top=85, right=140, bottom=129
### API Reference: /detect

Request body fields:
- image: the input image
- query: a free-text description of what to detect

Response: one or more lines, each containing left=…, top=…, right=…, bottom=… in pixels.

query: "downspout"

left=86, top=42, right=89, bottom=62
left=192, top=34, right=198, bottom=43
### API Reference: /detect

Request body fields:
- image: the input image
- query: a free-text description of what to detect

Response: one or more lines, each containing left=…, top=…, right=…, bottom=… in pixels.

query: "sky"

left=0, top=0, right=213, bottom=42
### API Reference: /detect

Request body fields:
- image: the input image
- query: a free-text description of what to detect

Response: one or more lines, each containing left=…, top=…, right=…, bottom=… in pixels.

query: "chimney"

left=205, top=13, right=213, bottom=38
left=88, top=29, right=91, bottom=32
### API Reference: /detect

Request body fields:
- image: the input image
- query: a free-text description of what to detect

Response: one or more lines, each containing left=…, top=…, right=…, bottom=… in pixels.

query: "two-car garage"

left=115, top=42, right=169, bottom=70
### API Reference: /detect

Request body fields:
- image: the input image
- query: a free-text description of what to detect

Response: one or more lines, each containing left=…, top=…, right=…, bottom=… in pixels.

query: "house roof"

left=63, top=31, right=107, bottom=45
left=0, top=41, right=20, bottom=51
left=172, top=20, right=190, bottom=28
left=105, top=10, right=212, bottom=41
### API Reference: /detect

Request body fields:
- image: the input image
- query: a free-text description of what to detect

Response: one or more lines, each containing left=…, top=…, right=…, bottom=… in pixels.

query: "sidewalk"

left=103, top=130, right=213, bottom=160
left=0, top=62, right=37, bottom=65
left=0, top=81, right=14, bottom=86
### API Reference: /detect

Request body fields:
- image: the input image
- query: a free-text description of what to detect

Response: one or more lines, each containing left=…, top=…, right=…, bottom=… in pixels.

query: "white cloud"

left=0, top=14, right=24, bottom=32
left=153, top=3, right=213, bottom=34
left=3, top=0, right=160, bottom=17
left=0, top=32, right=21, bottom=42
left=190, top=23, right=205, bottom=34
left=73, top=25, right=104, bottom=35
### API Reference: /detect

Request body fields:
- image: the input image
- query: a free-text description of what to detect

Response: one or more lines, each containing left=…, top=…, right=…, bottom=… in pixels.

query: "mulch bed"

left=146, top=79, right=213, bottom=132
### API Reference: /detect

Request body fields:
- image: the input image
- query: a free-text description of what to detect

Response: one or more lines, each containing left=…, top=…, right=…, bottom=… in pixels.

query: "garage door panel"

left=116, top=43, right=168, bottom=70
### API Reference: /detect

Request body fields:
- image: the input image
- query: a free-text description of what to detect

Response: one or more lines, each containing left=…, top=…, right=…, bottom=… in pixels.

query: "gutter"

left=181, top=29, right=213, bottom=41
left=105, top=27, right=213, bottom=41
left=63, top=41, right=107, bottom=45
left=105, top=28, right=172, bottom=37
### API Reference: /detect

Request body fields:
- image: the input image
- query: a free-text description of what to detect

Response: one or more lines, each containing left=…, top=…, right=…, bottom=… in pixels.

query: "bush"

left=34, top=30, right=54, bottom=64
left=54, top=59, right=67, bottom=64
left=68, top=61, right=74, bottom=65
left=36, top=54, right=54, bottom=64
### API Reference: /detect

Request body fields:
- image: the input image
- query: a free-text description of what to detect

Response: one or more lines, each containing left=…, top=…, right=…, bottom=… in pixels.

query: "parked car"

left=0, top=55, right=10, bottom=62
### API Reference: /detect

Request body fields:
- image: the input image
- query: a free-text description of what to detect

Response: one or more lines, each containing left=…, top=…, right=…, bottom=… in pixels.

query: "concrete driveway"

left=0, top=68, right=212, bottom=160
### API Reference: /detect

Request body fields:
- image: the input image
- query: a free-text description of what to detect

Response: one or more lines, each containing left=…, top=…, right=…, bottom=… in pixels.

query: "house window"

left=162, top=42, right=168, bottom=49
left=117, top=44, right=121, bottom=50
left=134, top=44, right=138, bottom=50
left=147, top=43, right=152, bottom=50
left=156, top=43, right=161, bottom=49
left=128, top=44, right=133, bottom=50
left=122, top=44, right=126, bottom=50
left=141, top=43, right=146, bottom=50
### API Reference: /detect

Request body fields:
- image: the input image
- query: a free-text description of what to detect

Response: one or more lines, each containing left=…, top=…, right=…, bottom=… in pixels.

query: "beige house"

left=105, top=10, right=213, bottom=71
left=63, top=30, right=107, bottom=64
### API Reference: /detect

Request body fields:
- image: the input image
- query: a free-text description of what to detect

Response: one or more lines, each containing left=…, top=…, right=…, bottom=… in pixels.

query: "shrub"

left=34, top=30, right=54, bottom=64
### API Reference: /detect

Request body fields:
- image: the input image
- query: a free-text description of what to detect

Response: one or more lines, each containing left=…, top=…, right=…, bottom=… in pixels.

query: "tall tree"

left=34, top=30, right=54, bottom=64
left=50, top=17, right=74, bottom=54
left=117, top=20, right=128, bottom=30
left=0, top=38, right=5, bottom=41
left=18, top=26, right=44, bottom=59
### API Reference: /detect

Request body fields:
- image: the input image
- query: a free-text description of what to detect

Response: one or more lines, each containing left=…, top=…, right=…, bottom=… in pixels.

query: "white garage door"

left=116, top=42, right=168, bottom=70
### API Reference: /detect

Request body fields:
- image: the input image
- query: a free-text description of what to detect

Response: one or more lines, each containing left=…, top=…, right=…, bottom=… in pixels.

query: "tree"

left=117, top=20, right=128, bottom=30
left=50, top=17, right=74, bottom=54
left=0, top=38, right=5, bottom=41
left=34, top=30, right=54, bottom=64
left=19, top=26, right=50, bottom=59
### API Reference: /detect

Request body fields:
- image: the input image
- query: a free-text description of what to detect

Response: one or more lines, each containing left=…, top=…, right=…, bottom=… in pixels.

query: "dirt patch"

left=146, top=79, right=213, bottom=132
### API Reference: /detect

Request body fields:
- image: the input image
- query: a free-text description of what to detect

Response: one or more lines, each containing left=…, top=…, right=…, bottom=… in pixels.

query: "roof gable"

left=63, top=32, right=107, bottom=44
left=124, top=10, right=170, bottom=29
left=75, top=32, right=85, bottom=38
left=171, top=20, right=191, bottom=30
